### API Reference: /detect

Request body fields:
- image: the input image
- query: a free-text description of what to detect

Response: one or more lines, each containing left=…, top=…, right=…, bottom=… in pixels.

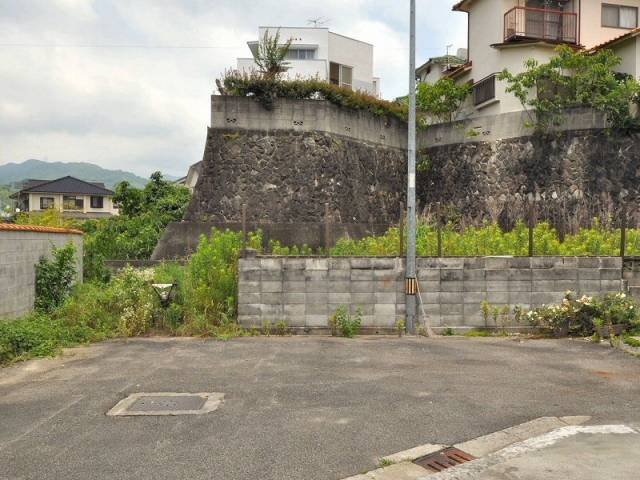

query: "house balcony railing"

left=504, top=6, right=577, bottom=44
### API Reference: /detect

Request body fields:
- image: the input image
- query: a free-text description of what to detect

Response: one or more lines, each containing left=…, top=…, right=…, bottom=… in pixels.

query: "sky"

left=0, top=0, right=467, bottom=178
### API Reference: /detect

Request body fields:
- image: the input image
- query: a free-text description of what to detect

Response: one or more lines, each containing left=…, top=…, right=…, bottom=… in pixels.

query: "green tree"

left=498, top=46, right=640, bottom=131
left=254, top=28, right=293, bottom=80
left=416, top=78, right=471, bottom=124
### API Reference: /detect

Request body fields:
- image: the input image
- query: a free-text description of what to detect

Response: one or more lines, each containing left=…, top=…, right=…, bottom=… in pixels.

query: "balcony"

left=504, top=6, right=577, bottom=44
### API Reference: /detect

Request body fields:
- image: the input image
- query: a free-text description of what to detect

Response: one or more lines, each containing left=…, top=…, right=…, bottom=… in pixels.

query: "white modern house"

left=427, top=0, right=640, bottom=120
left=237, top=26, right=381, bottom=97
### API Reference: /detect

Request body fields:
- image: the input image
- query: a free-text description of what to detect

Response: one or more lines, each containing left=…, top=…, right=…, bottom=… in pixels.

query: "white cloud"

left=0, top=1, right=467, bottom=177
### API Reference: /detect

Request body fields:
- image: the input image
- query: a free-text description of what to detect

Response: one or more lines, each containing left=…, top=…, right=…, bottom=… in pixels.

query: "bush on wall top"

left=220, top=70, right=408, bottom=122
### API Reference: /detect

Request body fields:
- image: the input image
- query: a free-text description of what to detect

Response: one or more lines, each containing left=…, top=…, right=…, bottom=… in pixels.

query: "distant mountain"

left=0, top=159, right=150, bottom=189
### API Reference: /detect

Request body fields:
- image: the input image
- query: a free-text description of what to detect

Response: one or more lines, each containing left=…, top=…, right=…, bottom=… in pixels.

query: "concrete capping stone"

left=107, top=392, right=225, bottom=417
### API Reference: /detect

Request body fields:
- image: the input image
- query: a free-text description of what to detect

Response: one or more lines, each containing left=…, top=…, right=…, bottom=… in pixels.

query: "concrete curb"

left=340, top=416, right=591, bottom=479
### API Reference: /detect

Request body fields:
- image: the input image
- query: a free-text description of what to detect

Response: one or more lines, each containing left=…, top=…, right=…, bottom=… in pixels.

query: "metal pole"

left=405, top=0, right=417, bottom=335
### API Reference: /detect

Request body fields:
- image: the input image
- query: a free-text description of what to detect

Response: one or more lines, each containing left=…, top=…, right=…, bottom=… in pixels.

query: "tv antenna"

left=307, top=17, right=330, bottom=27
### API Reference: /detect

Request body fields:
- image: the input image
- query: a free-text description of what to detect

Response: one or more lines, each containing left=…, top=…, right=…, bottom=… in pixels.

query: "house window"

left=329, top=62, right=353, bottom=90
left=63, top=196, right=84, bottom=211
left=602, top=4, right=638, bottom=29
left=473, top=75, right=496, bottom=106
left=90, top=196, right=104, bottom=209
left=286, top=49, right=315, bottom=60
left=39, top=197, right=55, bottom=209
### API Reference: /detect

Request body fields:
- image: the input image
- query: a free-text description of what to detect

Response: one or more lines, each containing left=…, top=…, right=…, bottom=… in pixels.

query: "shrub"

left=35, top=242, right=77, bottom=313
left=331, top=305, right=362, bottom=338
left=526, top=291, right=639, bottom=336
left=108, top=267, right=156, bottom=337
left=222, top=70, right=407, bottom=121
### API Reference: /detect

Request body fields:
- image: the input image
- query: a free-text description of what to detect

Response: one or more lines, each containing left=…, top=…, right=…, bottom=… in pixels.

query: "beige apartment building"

left=443, top=0, right=640, bottom=118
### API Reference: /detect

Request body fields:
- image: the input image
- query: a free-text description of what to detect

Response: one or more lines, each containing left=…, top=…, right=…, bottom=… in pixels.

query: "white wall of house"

left=610, top=35, right=639, bottom=77
left=580, top=0, right=640, bottom=48
left=237, top=26, right=379, bottom=96
left=27, top=193, right=118, bottom=216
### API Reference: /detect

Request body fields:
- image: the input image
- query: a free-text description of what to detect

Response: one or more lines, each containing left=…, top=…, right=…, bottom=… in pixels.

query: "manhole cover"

left=107, top=392, right=224, bottom=416
left=414, top=447, right=475, bottom=472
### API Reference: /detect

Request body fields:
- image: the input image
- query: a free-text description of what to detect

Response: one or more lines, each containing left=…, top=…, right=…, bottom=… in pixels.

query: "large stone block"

left=600, top=269, right=622, bottom=280
left=284, top=280, right=306, bottom=292
left=305, top=280, right=328, bottom=293
left=375, top=279, right=397, bottom=292
left=375, top=292, right=397, bottom=304
left=486, top=281, right=510, bottom=292
left=440, top=281, right=464, bottom=292
left=464, top=281, right=487, bottom=292
left=417, top=269, right=440, bottom=281
left=283, top=292, right=306, bottom=304
left=441, top=269, right=463, bottom=281
left=262, top=281, right=283, bottom=293
left=440, top=292, right=463, bottom=304
left=306, top=303, right=328, bottom=316
left=351, top=281, right=375, bottom=293
left=328, top=280, right=351, bottom=293
left=329, top=292, right=351, bottom=304
left=578, top=268, right=601, bottom=280
left=463, top=269, right=486, bottom=281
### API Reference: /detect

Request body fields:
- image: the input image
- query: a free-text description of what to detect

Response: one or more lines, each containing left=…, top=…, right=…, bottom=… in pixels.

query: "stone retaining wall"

left=238, top=256, right=624, bottom=332
left=0, top=225, right=83, bottom=319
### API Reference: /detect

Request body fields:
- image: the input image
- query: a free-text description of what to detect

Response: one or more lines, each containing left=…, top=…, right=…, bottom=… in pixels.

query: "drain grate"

left=107, top=392, right=224, bottom=416
left=413, top=447, right=475, bottom=472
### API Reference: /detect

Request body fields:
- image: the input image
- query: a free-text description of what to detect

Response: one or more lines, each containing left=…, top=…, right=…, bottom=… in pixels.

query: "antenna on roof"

left=307, top=17, right=330, bottom=27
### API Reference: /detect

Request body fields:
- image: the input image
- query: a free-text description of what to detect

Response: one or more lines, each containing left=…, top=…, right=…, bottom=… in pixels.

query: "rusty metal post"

left=241, top=203, right=248, bottom=243
left=437, top=220, right=443, bottom=258
left=399, top=202, right=404, bottom=258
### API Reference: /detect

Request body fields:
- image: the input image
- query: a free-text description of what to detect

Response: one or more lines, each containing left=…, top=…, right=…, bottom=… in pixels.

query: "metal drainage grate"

left=107, top=392, right=224, bottom=416
left=413, top=447, right=475, bottom=472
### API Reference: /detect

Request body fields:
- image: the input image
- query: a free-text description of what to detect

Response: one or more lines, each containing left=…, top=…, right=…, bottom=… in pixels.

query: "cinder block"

left=441, top=281, right=464, bottom=292
left=306, top=303, right=328, bottom=315
left=305, top=270, right=328, bottom=281
left=509, top=257, right=532, bottom=269
left=306, top=293, right=328, bottom=304
left=463, top=291, right=485, bottom=304
left=351, top=269, right=374, bottom=281
left=418, top=280, right=441, bottom=292
left=261, top=293, right=282, bottom=305
left=464, top=281, right=487, bottom=292
left=554, top=257, right=577, bottom=268
left=262, top=281, right=283, bottom=293
left=487, top=291, right=509, bottom=303
left=463, top=303, right=483, bottom=317
left=375, top=292, right=397, bottom=304
left=600, top=269, right=622, bottom=280
left=555, top=280, right=580, bottom=292
left=420, top=292, right=441, bottom=304
left=439, top=258, right=464, bottom=269
left=238, top=315, right=261, bottom=327
left=283, top=292, right=306, bottom=304
left=328, top=280, right=351, bottom=293
left=532, top=280, right=556, bottom=292
left=531, top=257, right=555, bottom=269
left=508, top=269, right=532, bottom=281
left=486, top=270, right=509, bottom=281
left=509, top=292, right=532, bottom=305
left=371, top=258, right=396, bottom=270
left=260, top=258, right=282, bottom=271
left=329, top=292, right=351, bottom=304
left=352, top=281, right=375, bottom=293
left=239, top=259, right=261, bottom=272
left=350, top=258, right=373, bottom=269
left=306, top=280, right=328, bottom=293
left=374, top=303, right=396, bottom=316
left=238, top=292, right=261, bottom=304
left=375, top=279, right=397, bottom=292
left=329, top=258, right=351, bottom=270
left=421, top=303, right=441, bottom=315
left=260, top=304, right=283, bottom=316
left=578, top=257, right=600, bottom=268
left=440, top=292, right=463, bottom=304
left=577, top=280, right=601, bottom=294
left=328, top=269, right=350, bottom=280
left=463, top=269, right=486, bottom=281
left=284, top=281, right=305, bottom=292
left=418, top=269, right=440, bottom=281
left=238, top=281, right=260, bottom=294
left=261, top=269, right=283, bottom=282
left=373, top=269, right=399, bottom=280
left=441, top=269, right=463, bottom=281
left=485, top=257, right=511, bottom=269
left=417, top=258, right=441, bottom=269
left=305, top=315, right=328, bottom=327
left=283, top=269, right=306, bottom=281
left=509, top=281, right=532, bottom=292
left=352, top=292, right=375, bottom=304
left=533, top=268, right=576, bottom=280
left=600, top=257, right=622, bottom=269
left=487, top=281, right=509, bottom=292
left=284, top=304, right=305, bottom=318
left=352, top=304, right=374, bottom=315
left=440, top=315, right=465, bottom=326
left=306, top=258, right=329, bottom=270
left=578, top=268, right=601, bottom=280
left=531, top=292, right=563, bottom=306
left=464, top=257, right=486, bottom=269
left=601, top=280, right=623, bottom=291
left=441, top=303, right=463, bottom=315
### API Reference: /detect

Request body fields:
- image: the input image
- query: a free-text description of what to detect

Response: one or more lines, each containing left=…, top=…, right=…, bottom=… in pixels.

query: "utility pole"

left=406, top=0, right=417, bottom=334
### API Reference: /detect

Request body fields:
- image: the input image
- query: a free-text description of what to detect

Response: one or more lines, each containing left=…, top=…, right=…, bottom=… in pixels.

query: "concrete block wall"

left=238, top=256, right=623, bottom=331
left=211, top=96, right=407, bottom=149
left=0, top=226, right=83, bottom=319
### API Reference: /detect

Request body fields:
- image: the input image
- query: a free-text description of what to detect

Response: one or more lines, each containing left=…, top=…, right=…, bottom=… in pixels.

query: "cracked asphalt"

left=1, top=336, right=639, bottom=480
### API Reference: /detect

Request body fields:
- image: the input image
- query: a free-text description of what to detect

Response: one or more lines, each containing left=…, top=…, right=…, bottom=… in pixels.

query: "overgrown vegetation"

left=329, top=220, right=640, bottom=257
left=34, top=243, right=77, bottom=313
left=253, top=28, right=292, bottom=80
left=329, top=305, right=363, bottom=338
left=498, top=46, right=640, bottom=132
left=416, top=78, right=471, bottom=125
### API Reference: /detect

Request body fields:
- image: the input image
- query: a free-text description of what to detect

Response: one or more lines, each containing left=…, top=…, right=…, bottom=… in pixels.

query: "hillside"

left=0, top=159, right=149, bottom=189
